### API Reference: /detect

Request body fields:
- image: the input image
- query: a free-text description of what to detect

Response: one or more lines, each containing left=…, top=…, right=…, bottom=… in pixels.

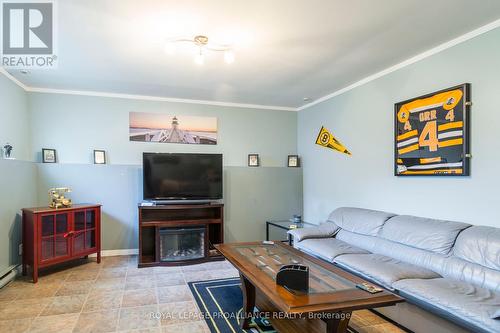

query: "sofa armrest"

left=287, top=222, right=339, bottom=242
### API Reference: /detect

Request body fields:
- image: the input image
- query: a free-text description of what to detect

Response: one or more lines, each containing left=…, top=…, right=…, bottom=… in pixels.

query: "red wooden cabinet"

left=22, top=204, right=101, bottom=283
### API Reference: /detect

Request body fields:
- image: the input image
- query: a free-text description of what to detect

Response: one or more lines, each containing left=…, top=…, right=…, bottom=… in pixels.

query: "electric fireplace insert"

left=159, top=226, right=205, bottom=262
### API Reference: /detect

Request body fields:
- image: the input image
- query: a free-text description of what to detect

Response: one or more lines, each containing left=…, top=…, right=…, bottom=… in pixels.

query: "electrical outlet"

left=18, top=244, right=23, bottom=256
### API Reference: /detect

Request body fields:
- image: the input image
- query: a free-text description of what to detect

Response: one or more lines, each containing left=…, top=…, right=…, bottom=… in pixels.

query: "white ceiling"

left=6, top=0, right=500, bottom=109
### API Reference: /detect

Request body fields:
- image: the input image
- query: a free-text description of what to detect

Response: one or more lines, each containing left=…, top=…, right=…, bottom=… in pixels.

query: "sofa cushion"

left=327, top=207, right=395, bottom=236
left=288, top=222, right=339, bottom=242
left=453, top=226, right=500, bottom=270
left=296, top=238, right=369, bottom=262
left=437, top=256, right=500, bottom=292
left=335, top=229, right=378, bottom=253
left=394, top=278, right=500, bottom=333
left=334, top=254, right=440, bottom=290
left=370, top=236, right=448, bottom=274
left=379, top=215, right=470, bottom=255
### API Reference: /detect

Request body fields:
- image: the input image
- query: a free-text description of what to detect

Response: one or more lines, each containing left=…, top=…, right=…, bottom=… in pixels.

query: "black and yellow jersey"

left=395, top=86, right=469, bottom=175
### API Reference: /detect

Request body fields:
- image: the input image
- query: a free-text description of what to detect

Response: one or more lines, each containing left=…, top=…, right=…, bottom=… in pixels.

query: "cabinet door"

left=72, top=209, right=98, bottom=256
left=85, top=209, right=97, bottom=250
left=73, top=211, right=86, bottom=255
left=39, top=213, right=71, bottom=264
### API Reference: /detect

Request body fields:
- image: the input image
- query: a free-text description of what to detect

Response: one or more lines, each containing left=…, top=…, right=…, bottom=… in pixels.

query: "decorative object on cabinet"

left=42, top=148, right=57, bottom=163
left=2, top=143, right=13, bottom=159
left=394, top=83, right=471, bottom=176
left=138, top=204, right=224, bottom=267
left=22, top=204, right=101, bottom=283
left=248, top=154, right=259, bottom=167
left=93, top=150, right=106, bottom=164
left=48, top=187, right=72, bottom=209
left=287, top=155, right=300, bottom=167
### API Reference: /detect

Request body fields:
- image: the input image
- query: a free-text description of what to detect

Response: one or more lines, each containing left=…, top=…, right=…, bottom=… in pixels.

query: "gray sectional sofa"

left=288, top=207, right=500, bottom=333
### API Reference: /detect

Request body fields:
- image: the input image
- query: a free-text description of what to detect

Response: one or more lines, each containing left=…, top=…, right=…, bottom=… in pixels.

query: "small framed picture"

left=42, top=148, right=57, bottom=163
left=288, top=155, right=300, bottom=167
left=94, top=150, right=106, bottom=164
left=248, top=154, right=260, bottom=167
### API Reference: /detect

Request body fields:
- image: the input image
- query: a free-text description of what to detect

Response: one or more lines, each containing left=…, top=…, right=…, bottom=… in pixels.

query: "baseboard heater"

left=0, top=265, right=17, bottom=289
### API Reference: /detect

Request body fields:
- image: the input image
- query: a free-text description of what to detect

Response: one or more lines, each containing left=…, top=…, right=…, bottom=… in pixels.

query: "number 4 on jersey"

left=419, top=121, right=438, bottom=152
left=445, top=109, right=455, bottom=122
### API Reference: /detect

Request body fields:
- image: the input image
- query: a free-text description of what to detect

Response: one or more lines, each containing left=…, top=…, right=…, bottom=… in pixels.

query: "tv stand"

left=138, top=203, right=224, bottom=267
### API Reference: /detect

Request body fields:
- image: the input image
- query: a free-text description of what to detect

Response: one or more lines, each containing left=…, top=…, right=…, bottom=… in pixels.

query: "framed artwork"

left=42, top=148, right=57, bottom=163
left=248, top=154, right=259, bottom=167
left=94, top=150, right=106, bottom=164
left=395, top=83, right=471, bottom=176
left=288, top=155, right=300, bottom=167
left=129, top=112, right=217, bottom=145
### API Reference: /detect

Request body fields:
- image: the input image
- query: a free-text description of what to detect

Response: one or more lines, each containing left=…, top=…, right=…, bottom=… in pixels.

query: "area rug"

left=189, top=278, right=372, bottom=333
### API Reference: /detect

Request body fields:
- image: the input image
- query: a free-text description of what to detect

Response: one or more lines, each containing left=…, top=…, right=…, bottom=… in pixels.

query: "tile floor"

left=0, top=256, right=405, bottom=333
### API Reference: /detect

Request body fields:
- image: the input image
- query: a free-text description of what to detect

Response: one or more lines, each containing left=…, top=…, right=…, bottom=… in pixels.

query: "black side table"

left=266, top=220, right=314, bottom=245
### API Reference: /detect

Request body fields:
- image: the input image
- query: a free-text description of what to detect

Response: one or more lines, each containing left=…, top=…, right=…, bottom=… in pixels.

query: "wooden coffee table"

left=215, top=242, right=404, bottom=333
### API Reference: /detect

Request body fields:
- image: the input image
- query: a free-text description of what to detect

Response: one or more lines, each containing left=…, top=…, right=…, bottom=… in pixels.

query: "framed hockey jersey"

left=394, top=84, right=471, bottom=176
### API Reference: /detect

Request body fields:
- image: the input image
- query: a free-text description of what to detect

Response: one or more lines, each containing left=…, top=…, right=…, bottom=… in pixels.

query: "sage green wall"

left=298, top=27, right=500, bottom=227
left=0, top=75, right=30, bottom=161
left=27, top=92, right=301, bottom=250
left=0, top=75, right=36, bottom=274
left=1, top=77, right=300, bottom=260
left=28, top=93, right=297, bottom=166
left=223, top=167, right=302, bottom=242
left=37, top=164, right=302, bottom=249
left=0, top=160, right=37, bottom=273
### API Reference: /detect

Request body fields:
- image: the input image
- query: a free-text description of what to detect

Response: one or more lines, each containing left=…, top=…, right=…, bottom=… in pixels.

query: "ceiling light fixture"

left=164, top=35, right=235, bottom=64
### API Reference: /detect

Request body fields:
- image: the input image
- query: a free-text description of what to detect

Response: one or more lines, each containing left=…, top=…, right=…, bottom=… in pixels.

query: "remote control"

left=263, top=241, right=275, bottom=245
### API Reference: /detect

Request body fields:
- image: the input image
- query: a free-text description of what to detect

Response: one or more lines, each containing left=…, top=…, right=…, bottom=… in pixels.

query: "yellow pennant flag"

left=315, top=126, right=352, bottom=156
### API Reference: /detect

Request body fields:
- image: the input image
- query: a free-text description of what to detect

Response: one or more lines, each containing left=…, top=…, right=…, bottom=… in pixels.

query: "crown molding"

left=0, top=69, right=297, bottom=111
left=298, top=18, right=500, bottom=111
left=0, top=67, right=29, bottom=90
left=25, top=86, right=298, bottom=111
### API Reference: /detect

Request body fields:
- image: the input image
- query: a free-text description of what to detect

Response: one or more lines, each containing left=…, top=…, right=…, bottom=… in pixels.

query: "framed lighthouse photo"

left=129, top=112, right=217, bottom=145
left=394, top=84, right=471, bottom=176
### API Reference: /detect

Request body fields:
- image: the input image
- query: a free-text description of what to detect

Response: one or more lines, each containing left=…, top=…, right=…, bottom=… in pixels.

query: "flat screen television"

left=143, top=153, right=223, bottom=201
